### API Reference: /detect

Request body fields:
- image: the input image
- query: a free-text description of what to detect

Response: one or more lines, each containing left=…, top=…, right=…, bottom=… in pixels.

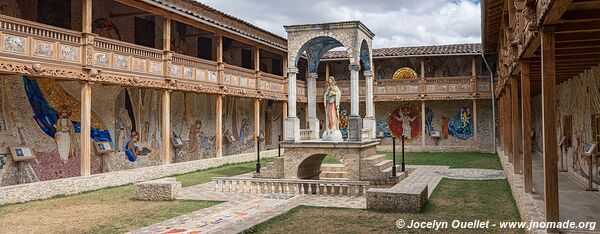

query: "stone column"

left=348, top=62, right=362, bottom=141
left=285, top=67, right=300, bottom=141
left=307, top=73, right=320, bottom=139
left=282, top=101, right=287, bottom=139
left=363, top=70, right=375, bottom=139
left=161, top=89, right=171, bottom=164
left=215, top=95, right=223, bottom=157
left=80, top=82, right=92, bottom=176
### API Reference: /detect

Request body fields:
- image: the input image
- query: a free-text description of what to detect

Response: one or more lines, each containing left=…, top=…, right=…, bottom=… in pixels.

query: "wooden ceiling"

left=482, top=0, right=504, bottom=53
left=527, top=0, right=600, bottom=94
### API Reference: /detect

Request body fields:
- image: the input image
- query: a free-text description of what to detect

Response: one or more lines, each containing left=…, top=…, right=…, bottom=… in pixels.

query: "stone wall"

left=531, top=64, right=600, bottom=185
left=0, top=149, right=278, bottom=205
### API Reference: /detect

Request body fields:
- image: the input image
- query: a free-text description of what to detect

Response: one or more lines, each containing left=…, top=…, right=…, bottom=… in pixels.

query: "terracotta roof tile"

left=323, top=43, right=482, bottom=59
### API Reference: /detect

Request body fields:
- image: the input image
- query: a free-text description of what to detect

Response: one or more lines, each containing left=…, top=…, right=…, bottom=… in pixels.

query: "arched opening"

left=294, top=36, right=349, bottom=74
left=359, top=39, right=371, bottom=71
left=297, top=154, right=327, bottom=179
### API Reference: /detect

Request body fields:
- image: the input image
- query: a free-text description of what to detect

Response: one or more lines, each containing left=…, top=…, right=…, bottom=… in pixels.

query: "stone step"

left=320, top=164, right=347, bottom=172
left=362, top=154, right=387, bottom=164
left=374, top=160, right=393, bottom=171
left=320, top=171, right=349, bottom=179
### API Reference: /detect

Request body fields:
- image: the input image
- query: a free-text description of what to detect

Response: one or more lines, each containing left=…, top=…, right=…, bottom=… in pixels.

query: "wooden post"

left=216, top=34, right=224, bottom=84
left=82, top=0, right=92, bottom=33
left=473, top=99, right=478, bottom=142
left=254, top=98, right=260, bottom=149
left=420, top=59, right=425, bottom=79
left=422, top=101, right=426, bottom=146
left=511, top=76, right=521, bottom=174
left=521, top=60, right=533, bottom=193
left=325, top=62, right=330, bottom=83
left=254, top=46, right=261, bottom=90
left=541, top=27, right=559, bottom=228
left=161, top=89, right=171, bottom=164
left=80, top=82, right=92, bottom=176
left=215, top=95, right=223, bottom=157
left=506, top=88, right=513, bottom=163
left=163, top=18, right=171, bottom=51
left=499, top=94, right=504, bottom=152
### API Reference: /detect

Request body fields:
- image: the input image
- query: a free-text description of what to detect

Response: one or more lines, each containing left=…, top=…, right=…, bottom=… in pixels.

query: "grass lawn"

left=244, top=152, right=520, bottom=233
left=243, top=179, right=521, bottom=234
left=383, top=151, right=502, bottom=170
left=0, top=158, right=271, bottom=233
left=324, top=152, right=501, bottom=170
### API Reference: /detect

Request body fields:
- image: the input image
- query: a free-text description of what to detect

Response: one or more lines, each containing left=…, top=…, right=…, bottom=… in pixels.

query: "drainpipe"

left=481, top=54, right=497, bottom=154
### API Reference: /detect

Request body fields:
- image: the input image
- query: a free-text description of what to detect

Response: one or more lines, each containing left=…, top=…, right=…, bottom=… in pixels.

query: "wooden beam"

left=555, top=31, right=600, bottom=42
left=511, top=76, right=521, bottom=174
left=109, top=11, right=154, bottom=18
left=541, top=27, right=560, bottom=231
left=506, top=88, right=514, bottom=162
left=163, top=18, right=171, bottom=51
left=543, top=0, right=574, bottom=24
left=556, top=20, right=600, bottom=33
left=521, top=60, right=533, bottom=193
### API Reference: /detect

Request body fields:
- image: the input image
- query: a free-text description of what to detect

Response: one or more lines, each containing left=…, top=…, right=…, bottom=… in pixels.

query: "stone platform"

left=255, top=140, right=398, bottom=182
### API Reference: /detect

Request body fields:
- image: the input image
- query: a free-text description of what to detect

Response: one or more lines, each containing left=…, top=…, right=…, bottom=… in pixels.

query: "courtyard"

left=0, top=152, right=521, bottom=233
left=0, top=0, right=599, bottom=233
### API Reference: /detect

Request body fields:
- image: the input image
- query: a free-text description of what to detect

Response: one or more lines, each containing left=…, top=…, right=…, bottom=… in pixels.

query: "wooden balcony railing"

left=0, top=15, right=288, bottom=101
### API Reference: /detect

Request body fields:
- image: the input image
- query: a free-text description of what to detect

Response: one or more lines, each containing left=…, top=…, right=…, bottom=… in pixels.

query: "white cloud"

left=197, top=0, right=481, bottom=48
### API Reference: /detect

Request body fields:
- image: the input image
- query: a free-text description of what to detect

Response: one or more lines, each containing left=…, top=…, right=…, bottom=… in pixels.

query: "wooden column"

left=254, top=98, right=260, bottom=149
left=511, top=76, right=521, bottom=174
left=325, top=62, right=330, bottom=83
left=541, top=27, right=559, bottom=227
left=499, top=94, right=504, bottom=152
left=521, top=60, right=533, bottom=193
left=254, top=46, right=261, bottom=90
left=163, top=18, right=171, bottom=51
left=80, top=82, right=92, bottom=176
left=420, top=59, right=425, bottom=79
left=161, top=90, right=171, bottom=164
left=473, top=99, right=478, bottom=141
left=506, top=88, right=513, bottom=163
left=215, top=95, right=223, bottom=157
left=82, top=0, right=92, bottom=33
left=216, top=34, right=224, bottom=84
left=422, top=101, right=426, bottom=146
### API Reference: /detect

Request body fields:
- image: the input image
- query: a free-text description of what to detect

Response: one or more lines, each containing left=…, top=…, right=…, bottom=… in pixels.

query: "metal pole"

left=256, top=136, right=261, bottom=173
left=392, top=136, right=397, bottom=177
left=278, top=135, right=281, bottom=157
left=481, top=54, right=497, bottom=153
left=402, top=135, right=406, bottom=172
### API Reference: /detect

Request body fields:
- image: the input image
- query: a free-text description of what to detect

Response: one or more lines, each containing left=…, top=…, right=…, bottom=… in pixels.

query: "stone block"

left=348, top=116, right=363, bottom=141
left=366, top=183, right=428, bottom=213
left=134, top=178, right=182, bottom=201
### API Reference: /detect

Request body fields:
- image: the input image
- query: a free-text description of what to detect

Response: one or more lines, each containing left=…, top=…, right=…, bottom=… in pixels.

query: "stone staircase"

left=320, top=164, right=350, bottom=180
left=360, top=154, right=397, bottom=181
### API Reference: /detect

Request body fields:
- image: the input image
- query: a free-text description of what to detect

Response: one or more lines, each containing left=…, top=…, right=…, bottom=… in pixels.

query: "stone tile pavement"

left=132, top=166, right=509, bottom=234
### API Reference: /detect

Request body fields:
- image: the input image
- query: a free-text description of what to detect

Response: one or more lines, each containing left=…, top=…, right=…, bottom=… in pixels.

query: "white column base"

left=307, top=117, right=320, bottom=140
left=362, top=117, right=376, bottom=139
left=285, top=117, right=300, bottom=142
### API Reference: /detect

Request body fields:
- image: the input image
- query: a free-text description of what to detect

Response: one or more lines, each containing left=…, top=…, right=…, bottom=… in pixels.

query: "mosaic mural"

left=387, top=104, right=421, bottom=142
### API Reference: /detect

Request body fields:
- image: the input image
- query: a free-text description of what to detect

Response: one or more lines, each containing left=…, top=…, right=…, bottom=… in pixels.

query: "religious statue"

left=322, top=77, right=343, bottom=141
left=54, top=106, right=76, bottom=163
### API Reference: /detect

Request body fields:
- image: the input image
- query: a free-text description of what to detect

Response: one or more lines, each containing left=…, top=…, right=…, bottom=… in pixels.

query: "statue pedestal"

left=322, top=129, right=343, bottom=141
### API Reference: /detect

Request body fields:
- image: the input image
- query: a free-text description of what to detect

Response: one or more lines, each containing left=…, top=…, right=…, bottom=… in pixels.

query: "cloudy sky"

left=199, top=0, right=482, bottom=48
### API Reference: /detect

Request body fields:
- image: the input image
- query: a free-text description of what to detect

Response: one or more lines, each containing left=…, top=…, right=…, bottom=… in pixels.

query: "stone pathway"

left=132, top=166, right=508, bottom=234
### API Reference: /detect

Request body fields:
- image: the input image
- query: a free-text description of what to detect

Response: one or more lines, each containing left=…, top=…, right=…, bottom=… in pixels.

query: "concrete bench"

left=366, top=182, right=428, bottom=213
left=134, top=178, right=182, bottom=201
